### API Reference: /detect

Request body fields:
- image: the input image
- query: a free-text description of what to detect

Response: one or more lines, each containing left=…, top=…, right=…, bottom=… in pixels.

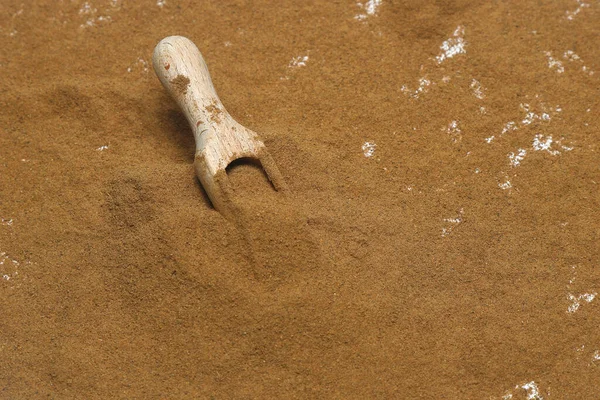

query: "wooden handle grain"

left=153, top=36, right=223, bottom=140
left=153, top=36, right=229, bottom=150
left=152, top=36, right=286, bottom=217
left=152, top=36, right=263, bottom=169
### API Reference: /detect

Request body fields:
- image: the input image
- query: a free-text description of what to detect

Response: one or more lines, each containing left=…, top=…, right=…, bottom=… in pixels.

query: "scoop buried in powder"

left=152, top=35, right=288, bottom=219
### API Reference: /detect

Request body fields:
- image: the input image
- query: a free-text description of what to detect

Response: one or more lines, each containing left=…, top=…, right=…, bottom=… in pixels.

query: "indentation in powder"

left=171, top=75, right=190, bottom=95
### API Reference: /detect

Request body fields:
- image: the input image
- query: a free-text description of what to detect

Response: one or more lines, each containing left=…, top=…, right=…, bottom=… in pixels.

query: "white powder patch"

left=521, top=381, right=544, bottom=400
left=491, top=102, right=563, bottom=149
left=79, top=2, right=113, bottom=28
left=5, top=6, right=23, bottom=37
left=509, top=148, right=527, bottom=167
left=127, top=57, right=149, bottom=73
left=532, top=134, right=562, bottom=155
left=487, top=121, right=517, bottom=143
left=355, top=0, right=382, bottom=20
left=498, top=177, right=512, bottom=190
left=157, top=0, right=166, bottom=7
left=563, top=50, right=580, bottom=61
left=564, top=266, right=596, bottom=314
left=79, top=2, right=95, bottom=15
left=544, top=51, right=564, bottom=73
left=562, top=50, right=595, bottom=76
left=400, top=77, right=431, bottom=99
left=0, top=252, right=18, bottom=266
left=569, top=264, right=577, bottom=285
left=289, top=55, right=309, bottom=68
left=445, top=120, right=462, bottom=143
left=521, top=103, right=549, bottom=125
left=436, top=26, right=466, bottom=64
left=503, top=121, right=518, bottom=134
left=581, top=65, right=594, bottom=76
left=567, top=292, right=596, bottom=313
left=470, top=79, right=485, bottom=99
left=498, top=103, right=557, bottom=138
left=1, top=218, right=14, bottom=226
left=0, top=251, right=23, bottom=285
left=593, top=350, right=600, bottom=362
left=441, top=208, right=464, bottom=237
left=558, top=138, right=574, bottom=151
left=521, top=103, right=560, bottom=126
left=501, top=381, right=547, bottom=399
left=566, top=0, right=590, bottom=20
left=362, top=142, right=376, bottom=157
left=96, top=145, right=109, bottom=151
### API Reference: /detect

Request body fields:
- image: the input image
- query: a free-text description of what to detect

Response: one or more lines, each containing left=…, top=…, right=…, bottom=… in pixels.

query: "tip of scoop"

left=152, top=35, right=198, bottom=69
left=155, top=35, right=192, bottom=49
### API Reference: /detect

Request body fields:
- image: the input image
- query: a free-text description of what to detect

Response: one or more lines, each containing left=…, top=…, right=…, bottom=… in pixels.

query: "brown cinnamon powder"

left=0, top=1, right=599, bottom=398
left=171, top=74, right=190, bottom=95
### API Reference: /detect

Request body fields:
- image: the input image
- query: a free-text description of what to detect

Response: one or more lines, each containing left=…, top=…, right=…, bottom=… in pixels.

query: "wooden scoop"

left=153, top=36, right=287, bottom=219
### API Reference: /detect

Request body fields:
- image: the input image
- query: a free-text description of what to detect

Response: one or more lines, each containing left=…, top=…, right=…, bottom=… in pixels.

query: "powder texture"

left=170, top=74, right=190, bottom=95
left=0, top=1, right=599, bottom=399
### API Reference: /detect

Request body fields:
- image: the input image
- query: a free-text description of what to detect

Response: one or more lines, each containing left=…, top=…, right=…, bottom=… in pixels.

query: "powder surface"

left=0, top=1, right=599, bottom=399
left=170, top=74, right=190, bottom=95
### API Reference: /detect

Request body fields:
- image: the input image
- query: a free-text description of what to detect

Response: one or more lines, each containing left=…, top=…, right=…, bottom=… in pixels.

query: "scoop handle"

left=152, top=36, right=226, bottom=144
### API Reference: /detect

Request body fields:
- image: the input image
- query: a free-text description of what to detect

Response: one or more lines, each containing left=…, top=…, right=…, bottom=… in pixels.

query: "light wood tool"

left=153, top=36, right=287, bottom=219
